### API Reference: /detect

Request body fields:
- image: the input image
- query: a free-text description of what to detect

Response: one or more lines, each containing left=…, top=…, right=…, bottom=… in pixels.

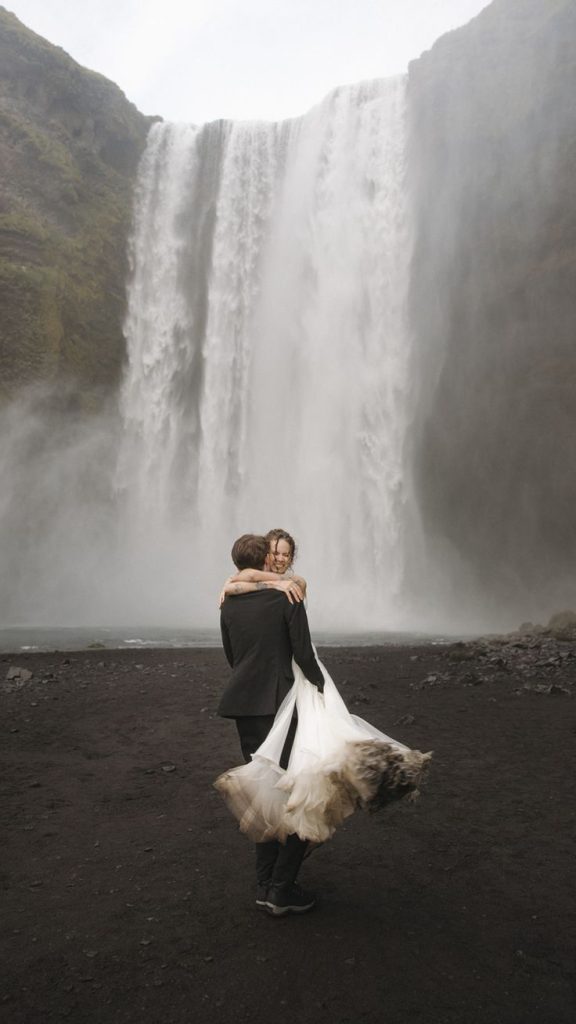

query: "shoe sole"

left=255, top=899, right=268, bottom=911
left=266, top=900, right=316, bottom=916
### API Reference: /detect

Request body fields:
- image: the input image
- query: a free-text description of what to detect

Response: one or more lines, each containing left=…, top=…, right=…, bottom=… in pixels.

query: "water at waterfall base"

left=0, top=625, right=470, bottom=653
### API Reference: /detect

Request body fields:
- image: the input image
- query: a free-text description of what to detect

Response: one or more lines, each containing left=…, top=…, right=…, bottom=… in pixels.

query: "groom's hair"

left=231, top=534, right=269, bottom=571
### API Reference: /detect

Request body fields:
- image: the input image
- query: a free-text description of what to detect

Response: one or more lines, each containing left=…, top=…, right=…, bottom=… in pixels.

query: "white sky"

left=5, top=0, right=490, bottom=124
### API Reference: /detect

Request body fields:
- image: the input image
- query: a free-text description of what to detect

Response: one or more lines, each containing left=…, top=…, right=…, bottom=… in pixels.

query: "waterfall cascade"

left=117, top=76, right=416, bottom=629
left=0, top=76, right=426, bottom=632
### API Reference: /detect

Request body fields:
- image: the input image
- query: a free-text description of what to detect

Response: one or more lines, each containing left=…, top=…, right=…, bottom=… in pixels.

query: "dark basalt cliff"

left=408, top=0, right=576, bottom=611
left=0, top=7, right=153, bottom=403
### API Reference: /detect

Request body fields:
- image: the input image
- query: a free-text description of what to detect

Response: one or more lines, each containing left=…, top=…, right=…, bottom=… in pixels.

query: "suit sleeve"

left=220, top=610, right=234, bottom=668
left=286, top=602, right=324, bottom=691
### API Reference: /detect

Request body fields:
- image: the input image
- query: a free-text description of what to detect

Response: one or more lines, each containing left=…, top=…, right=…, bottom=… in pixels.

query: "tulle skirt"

left=214, top=659, right=431, bottom=844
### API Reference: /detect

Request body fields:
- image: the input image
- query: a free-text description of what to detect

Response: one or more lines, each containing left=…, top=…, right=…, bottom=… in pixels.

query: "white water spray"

left=118, top=77, right=416, bottom=628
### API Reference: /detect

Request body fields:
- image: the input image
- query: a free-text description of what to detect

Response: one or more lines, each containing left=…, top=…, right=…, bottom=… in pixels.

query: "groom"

left=219, top=533, right=325, bottom=916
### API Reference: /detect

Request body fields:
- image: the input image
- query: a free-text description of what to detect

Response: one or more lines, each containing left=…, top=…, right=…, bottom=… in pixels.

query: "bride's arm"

left=233, top=569, right=279, bottom=581
left=218, top=574, right=306, bottom=606
left=232, top=568, right=307, bottom=594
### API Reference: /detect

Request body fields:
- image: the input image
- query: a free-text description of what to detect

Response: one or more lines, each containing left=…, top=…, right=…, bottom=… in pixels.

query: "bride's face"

left=270, top=538, right=292, bottom=575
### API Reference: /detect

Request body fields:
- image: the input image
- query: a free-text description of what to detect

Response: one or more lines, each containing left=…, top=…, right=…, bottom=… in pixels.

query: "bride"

left=215, top=530, right=431, bottom=845
left=219, top=528, right=307, bottom=605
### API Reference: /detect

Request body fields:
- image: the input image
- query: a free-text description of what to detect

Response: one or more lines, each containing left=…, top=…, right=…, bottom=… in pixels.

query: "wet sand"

left=1, top=641, right=575, bottom=1024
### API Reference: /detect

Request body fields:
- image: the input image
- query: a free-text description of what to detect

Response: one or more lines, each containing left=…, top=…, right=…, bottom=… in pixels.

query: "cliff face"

left=408, top=0, right=576, bottom=615
left=0, top=7, right=153, bottom=403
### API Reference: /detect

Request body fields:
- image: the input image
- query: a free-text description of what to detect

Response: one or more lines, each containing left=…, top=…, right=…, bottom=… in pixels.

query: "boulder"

left=547, top=610, right=576, bottom=638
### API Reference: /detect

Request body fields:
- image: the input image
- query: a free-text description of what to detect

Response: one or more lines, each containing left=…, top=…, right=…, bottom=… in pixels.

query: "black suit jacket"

left=218, top=590, right=324, bottom=718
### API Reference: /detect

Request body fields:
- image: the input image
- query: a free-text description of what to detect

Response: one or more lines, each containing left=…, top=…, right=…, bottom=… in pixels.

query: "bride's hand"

left=218, top=576, right=235, bottom=607
left=274, top=579, right=304, bottom=604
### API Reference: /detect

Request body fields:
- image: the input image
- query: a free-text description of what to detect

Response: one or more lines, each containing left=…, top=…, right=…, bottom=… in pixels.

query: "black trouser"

left=235, top=712, right=307, bottom=889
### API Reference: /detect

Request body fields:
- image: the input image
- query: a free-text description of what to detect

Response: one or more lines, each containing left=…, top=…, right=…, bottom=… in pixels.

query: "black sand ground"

left=1, top=642, right=575, bottom=1024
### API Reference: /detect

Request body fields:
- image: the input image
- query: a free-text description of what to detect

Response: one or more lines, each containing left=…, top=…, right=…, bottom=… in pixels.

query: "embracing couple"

left=218, top=529, right=324, bottom=917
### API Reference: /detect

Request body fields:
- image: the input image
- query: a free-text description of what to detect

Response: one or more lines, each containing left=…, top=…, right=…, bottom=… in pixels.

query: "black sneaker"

left=266, top=883, right=316, bottom=917
left=256, top=884, right=269, bottom=909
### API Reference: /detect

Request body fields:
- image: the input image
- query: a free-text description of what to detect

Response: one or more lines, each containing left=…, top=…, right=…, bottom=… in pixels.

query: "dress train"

left=214, top=659, right=431, bottom=844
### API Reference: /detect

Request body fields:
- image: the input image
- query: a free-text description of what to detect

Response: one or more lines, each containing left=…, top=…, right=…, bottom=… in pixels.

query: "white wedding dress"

left=214, top=657, right=431, bottom=844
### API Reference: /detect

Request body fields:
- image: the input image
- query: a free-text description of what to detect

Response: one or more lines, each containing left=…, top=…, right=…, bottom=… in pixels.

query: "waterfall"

left=117, top=76, right=416, bottom=629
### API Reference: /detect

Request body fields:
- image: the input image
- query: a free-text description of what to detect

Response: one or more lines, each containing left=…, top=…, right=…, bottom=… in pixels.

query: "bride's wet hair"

left=265, top=528, right=297, bottom=563
left=231, top=534, right=269, bottom=571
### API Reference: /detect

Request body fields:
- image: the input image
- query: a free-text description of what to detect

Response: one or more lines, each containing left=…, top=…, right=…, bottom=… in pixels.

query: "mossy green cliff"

left=0, top=7, right=154, bottom=403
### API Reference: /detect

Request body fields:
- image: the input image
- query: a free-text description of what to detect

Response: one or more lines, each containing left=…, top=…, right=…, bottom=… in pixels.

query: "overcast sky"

left=6, top=0, right=490, bottom=123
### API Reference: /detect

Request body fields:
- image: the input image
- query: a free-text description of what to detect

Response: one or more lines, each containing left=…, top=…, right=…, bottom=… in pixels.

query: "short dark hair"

left=231, top=534, right=269, bottom=570
left=265, top=528, right=297, bottom=562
